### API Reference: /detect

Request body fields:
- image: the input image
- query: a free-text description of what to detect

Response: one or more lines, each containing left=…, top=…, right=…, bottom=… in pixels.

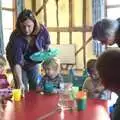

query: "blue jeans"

left=22, top=65, right=40, bottom=91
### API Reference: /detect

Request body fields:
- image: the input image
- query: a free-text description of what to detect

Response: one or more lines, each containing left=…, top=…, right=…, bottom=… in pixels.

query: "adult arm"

left=6, top=31, right=25, bottom=91
left=14, top=64, right=24, bottom=89
left=11, top=36, right=25, bottom=90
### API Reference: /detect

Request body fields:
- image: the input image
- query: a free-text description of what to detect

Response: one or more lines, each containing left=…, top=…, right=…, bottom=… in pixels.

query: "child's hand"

left=52, top=89, right=58, bottom=94
left=36, top=87, right=42, bottom=93
left=95, top=85, right=104, bottom=92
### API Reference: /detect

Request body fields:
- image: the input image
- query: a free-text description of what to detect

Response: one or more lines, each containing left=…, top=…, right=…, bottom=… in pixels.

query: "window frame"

left=105, top=0, right=120, bottom=18
left=2, top=0, right=17, bottom=30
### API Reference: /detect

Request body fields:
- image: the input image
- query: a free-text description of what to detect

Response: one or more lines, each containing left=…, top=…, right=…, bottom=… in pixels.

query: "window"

left=1, top=0, right=16, bottom=49
left=106, top=0, right=120, bottom=19
left=105, top=0, right=120, bottom=48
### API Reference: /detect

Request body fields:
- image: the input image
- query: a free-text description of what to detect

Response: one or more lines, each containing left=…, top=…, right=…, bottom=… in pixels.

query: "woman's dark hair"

left=16, top=9, right=40, bottom=35
left=96, top=49, right=120, bottom=90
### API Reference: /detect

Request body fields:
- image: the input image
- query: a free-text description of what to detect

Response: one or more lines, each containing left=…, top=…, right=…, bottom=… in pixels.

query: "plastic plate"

left=30, top=48, right=59, bottom=62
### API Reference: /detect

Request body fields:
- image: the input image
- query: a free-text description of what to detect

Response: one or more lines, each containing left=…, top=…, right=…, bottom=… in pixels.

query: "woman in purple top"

left=6, top=9, right=51, bottom=92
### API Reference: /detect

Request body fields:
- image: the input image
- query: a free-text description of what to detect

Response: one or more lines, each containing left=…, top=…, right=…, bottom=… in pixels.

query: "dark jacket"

left=6, top=24, right=50, bottom=70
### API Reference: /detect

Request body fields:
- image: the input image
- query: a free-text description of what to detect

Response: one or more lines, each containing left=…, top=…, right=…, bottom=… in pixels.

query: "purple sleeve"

left=12, top=38, right=24, bottom=66
left=43, top=26, right=51, bottom=50
left=36, top=25, right=51, bottom=50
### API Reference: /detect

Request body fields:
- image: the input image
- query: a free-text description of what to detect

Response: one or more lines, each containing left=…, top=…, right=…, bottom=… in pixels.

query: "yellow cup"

left=12, top=89, right=21, bottom=101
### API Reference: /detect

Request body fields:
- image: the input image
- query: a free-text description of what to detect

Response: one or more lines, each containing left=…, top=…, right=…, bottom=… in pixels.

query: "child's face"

left=91, top=68, right=99, bottom=80
left=45, top=67, right=57, bottom=78
left=0, top=65, right=4, bottom=74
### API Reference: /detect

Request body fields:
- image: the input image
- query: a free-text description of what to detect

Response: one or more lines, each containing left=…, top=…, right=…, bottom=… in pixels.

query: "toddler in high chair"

left=36, top=58, right=64, bottom=94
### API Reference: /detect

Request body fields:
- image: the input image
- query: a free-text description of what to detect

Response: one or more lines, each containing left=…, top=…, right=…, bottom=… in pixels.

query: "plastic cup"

left=76, top=90, right=87, bottom=110
left=76, top=98, right=87, bottom=110
left=69, top=86, right=79, bottom=100
left=12, top=89, right=21, bottom=101
left=72, top=86, right=79, bottom=98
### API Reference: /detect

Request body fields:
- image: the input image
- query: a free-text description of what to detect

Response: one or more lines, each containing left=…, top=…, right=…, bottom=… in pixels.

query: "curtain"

left=16, top=0, right=24, bottom=16
left=0, top=1, right=4, bottom=55
left=92, top=0, right=105, bottom=57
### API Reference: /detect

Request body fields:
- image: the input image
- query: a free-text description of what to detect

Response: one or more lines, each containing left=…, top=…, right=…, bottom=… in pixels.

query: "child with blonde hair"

left=37, top=58, right=63, bottom=93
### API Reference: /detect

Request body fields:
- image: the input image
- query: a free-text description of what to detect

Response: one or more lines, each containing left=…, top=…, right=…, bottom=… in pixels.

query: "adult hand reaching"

left=20, top=83, right=25, bottom=97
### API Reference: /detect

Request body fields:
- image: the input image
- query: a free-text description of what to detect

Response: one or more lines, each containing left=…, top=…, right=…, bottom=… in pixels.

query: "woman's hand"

left=20, top=83, right=25, bottom=97
left=14, top=64, right=25, bottom=93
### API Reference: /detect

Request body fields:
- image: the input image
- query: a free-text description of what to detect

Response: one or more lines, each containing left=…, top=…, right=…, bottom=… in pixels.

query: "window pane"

left=2, top=10, right=13, bottom=29
left=1, top=0, right=13, bottom=8
left=107, top=8, right=120, bottom=19
left=3, top=29, right=12, bottom=49
left=2, top=10, right=13, bottom=48
left=107, top=0, right=120, bottom=5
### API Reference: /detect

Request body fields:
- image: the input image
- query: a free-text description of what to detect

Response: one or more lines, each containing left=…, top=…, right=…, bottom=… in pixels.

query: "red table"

left=3, top=91, right=110, bottom=120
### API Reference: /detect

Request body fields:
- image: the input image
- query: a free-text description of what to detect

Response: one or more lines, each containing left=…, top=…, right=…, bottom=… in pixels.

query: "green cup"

left=76, top=98, right=87, bottom=110
left=70, top=86, right=79, bottom=100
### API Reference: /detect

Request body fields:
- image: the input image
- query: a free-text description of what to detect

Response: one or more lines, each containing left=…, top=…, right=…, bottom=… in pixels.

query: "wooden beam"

left=47, top=26, right=92, bottom=32
left=2, top=8, right=14, bottom=11
left=75, top=36, right=92, bottom=55
left=56, top=0, right=59, bottom=27
left=56, top=0, right=60, bottom=44
left=69, top=0, right=73, bottom=44
left=83, top=0, right=87, bottom=68
left=43, top=0, right=47, bottom=25
left=32, top=0, right=36, bottom=13
left=35, top=0, right=48, bottom=16
left=107, top=4, right=120, bottom=8
left=13, top=0, right=17, bottom=30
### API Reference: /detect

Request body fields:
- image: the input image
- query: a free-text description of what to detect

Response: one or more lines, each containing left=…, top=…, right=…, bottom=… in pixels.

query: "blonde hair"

left=0, top=56, right=6, bottom=67
left=42, top=58, right=60, bottom=71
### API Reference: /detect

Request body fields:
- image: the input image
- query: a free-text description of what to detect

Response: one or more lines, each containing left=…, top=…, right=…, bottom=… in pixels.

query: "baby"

left=37, top=58, right=64, bottom=93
